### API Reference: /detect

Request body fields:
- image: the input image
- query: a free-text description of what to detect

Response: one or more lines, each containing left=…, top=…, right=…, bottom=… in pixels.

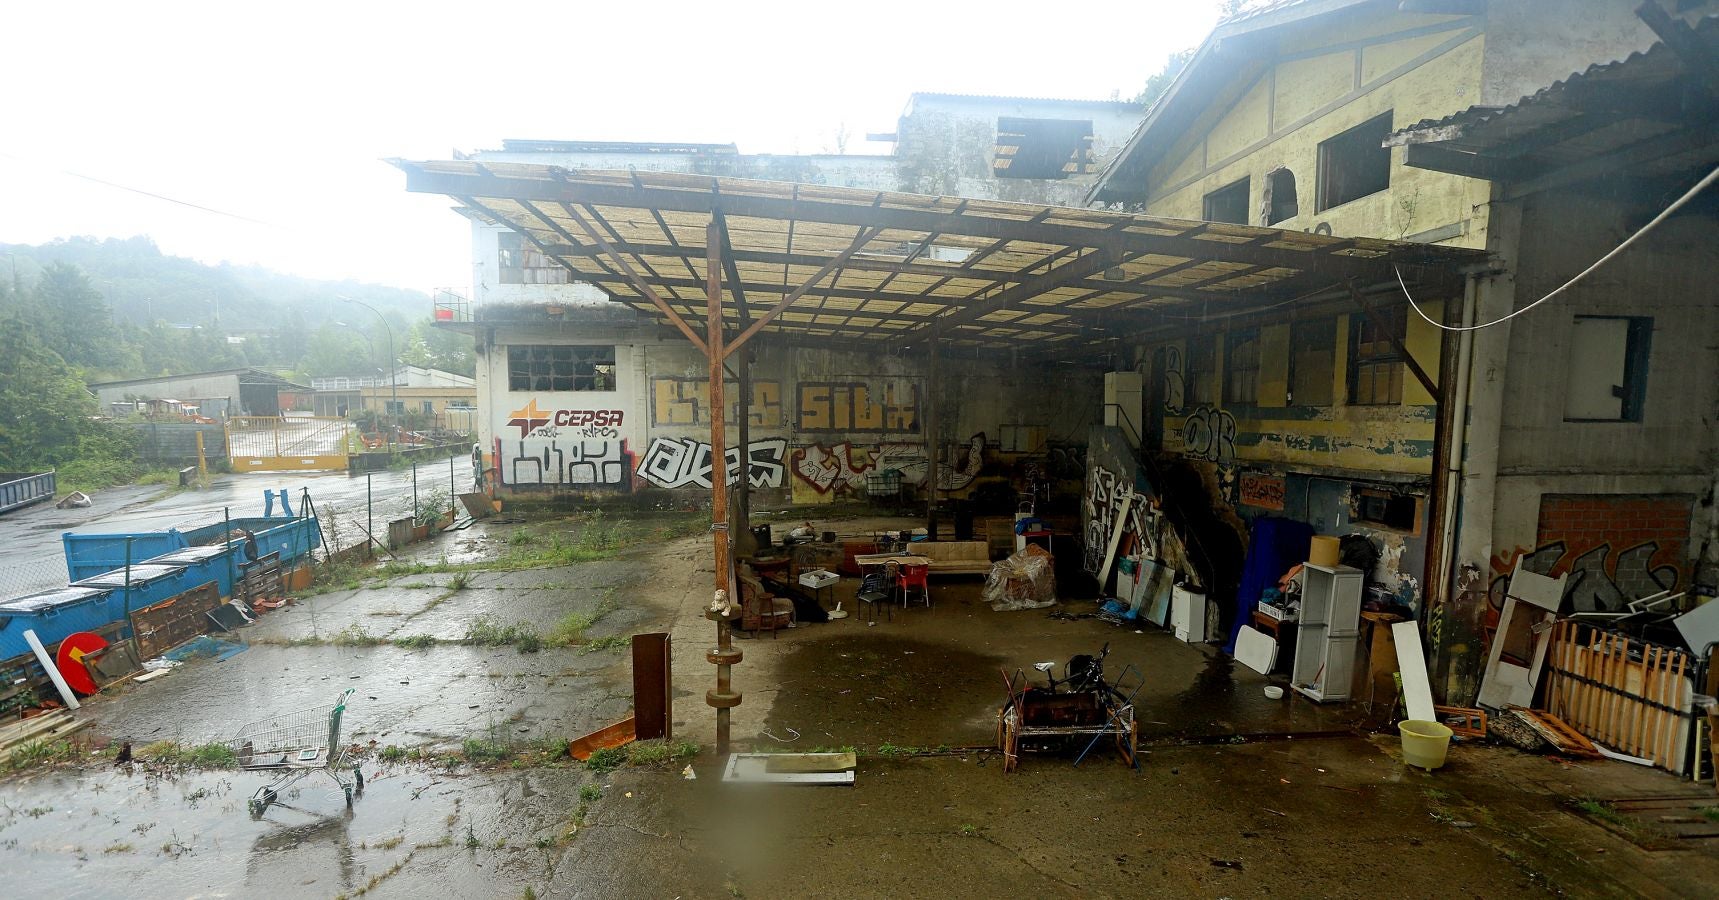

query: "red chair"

left=897, top=563, right=931, bottom=609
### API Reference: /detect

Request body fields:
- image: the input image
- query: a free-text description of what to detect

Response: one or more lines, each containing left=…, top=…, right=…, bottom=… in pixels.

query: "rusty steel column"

left=703, top=219, right=741, bottom=756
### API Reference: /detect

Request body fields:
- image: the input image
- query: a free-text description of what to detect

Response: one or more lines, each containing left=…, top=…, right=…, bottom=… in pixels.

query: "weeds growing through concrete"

left=4, top=739, right=79, bottom=772
left=135, top=741, right=238, bottom=769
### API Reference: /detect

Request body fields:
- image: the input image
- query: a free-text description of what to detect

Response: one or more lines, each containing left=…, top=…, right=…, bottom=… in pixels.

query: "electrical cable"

left=0, top=150, right=281, bottom=228
left=1394, top=162, right=1719, bottom=332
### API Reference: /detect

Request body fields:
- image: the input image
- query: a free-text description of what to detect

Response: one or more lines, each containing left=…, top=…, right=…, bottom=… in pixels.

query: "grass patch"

left=580, top=636, right=631, bottom=654
left=392, top=634, right=440, bottom=650
left=135, top=741, right=237, bottom=769
left=331, top=623, right=384, bottom=647
left=103, top=841, right=135, bottom=854
left=4, top=739, right=78, bottom=772
left=465, top=616, right=543, bottom=652
left=1700, top=807, right=1719, bottom=824
left=462, top=738, right=512, bottom=763
left=585, top=738, right=698, bottom=773
left=448, top=571, right=474, bottom=591
left=585, top=746, right=628, bottom=774
left=579, top=784, right=603, bottom=802
left=547, top=590, right=621, bottom=647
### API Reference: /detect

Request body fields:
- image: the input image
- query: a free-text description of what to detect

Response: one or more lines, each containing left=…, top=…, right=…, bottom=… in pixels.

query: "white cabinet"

left=1291, top=563, right=1364, bottom=703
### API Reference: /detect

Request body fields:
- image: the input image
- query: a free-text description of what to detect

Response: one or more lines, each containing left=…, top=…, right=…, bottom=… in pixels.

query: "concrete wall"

left=1482, top=187, right=1719, bottom=609
left=470, top=313, right=1099, bottom=505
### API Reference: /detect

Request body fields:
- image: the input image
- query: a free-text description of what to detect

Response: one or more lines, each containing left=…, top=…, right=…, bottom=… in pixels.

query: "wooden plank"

left=1519, top=709, right=1601, bottom=758
left=1096, top=490, right=1134, bottom=593
left=1393, top=621, right=1436, bottom=723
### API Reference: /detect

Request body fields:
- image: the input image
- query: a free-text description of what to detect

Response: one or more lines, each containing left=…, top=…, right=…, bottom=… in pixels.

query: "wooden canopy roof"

left=395, top=160, right=1481, bottom=354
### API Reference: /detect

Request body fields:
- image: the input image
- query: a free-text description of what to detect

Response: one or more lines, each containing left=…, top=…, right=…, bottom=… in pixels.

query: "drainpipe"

left=1435, top=275, right=1478, bottom=610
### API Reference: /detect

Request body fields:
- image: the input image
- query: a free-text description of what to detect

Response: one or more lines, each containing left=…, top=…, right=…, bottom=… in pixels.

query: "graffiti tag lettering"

left=798, top=381, right=918, bottom=432
left=1182, top=405, right=1236, bottom=464
left=636, top=437, right=788, bottom=490
left=650, top=377, right=782, bottom=427
left=500, top=437, right=632, bottom=488
left=792, top=443, right=873, bottom=495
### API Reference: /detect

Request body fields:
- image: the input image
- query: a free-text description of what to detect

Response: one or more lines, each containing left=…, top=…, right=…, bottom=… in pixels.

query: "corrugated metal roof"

left=1389, top=15, right=1719, bottom=178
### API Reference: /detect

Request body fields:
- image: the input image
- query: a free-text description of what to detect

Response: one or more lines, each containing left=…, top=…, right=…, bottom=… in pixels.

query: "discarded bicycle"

left=230, top=688, right=363, bottom=816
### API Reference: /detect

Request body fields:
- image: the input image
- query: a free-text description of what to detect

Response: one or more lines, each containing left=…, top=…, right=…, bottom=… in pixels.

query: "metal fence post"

left=366, top=473, right=373, bottom=557
left=412, top=461, right=419, bottom=523
left=448, top=454, right=456, bottom=520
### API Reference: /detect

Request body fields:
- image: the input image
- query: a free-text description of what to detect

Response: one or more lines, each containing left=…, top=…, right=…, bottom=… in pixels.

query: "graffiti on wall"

left=1160, top=345, right=1185, bottom=414
left=1082, top=464, right=1150, bottom=574
left=792, top=443, right=874, bottom=495
left=1180, top=405, right=1236, bottom=464
left=636, top=437, right=788, bottom=490
left=1490, top=494, right=1694, bottom=613
left=499, top=437, right=633, bottom=488
left=797, top=381, right=918, bottom=432
left=650, top=377, right=783, bottom=427
left=1239, top=471, right=1285, bottom=510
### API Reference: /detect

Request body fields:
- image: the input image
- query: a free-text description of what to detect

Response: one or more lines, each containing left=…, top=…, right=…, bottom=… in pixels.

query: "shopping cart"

left=230, top=688, right=363, bottom=816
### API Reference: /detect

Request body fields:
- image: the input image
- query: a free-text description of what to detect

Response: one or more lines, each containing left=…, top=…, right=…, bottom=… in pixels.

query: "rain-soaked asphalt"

left=0, top=468, right=445, bottom=597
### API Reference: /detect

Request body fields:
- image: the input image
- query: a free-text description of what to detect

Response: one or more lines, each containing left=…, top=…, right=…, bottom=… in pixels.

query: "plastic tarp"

left=984, top=544, right=1057, bottom=611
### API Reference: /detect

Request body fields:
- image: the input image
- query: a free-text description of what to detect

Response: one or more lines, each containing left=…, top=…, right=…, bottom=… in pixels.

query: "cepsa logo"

left=507, top=400, right=625, bottom=438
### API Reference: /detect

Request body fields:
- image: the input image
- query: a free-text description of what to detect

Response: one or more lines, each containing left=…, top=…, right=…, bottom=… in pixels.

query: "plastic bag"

left=984, top=544, right=1057, bottom=611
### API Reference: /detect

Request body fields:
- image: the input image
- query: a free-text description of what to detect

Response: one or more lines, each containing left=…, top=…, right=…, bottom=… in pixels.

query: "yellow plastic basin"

left=1398, top=719, right=1453, bottom=771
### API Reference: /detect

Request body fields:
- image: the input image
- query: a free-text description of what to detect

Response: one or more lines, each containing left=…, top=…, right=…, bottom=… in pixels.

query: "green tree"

left=0, top=317, right=104, bottom=470
left=1133, top=48, right=1194, bottom=109
left=34, top=261, right=120, bottom=368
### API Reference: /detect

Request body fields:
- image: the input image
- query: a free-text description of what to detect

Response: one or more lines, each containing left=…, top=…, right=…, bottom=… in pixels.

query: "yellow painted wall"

left=1146, top=14, right=1493, bottom=249
left=1142, top=300, right=1445, bottom=477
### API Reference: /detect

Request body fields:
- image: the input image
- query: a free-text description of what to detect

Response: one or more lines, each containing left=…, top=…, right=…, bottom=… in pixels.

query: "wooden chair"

left=738, top=566, right=793, bottom=638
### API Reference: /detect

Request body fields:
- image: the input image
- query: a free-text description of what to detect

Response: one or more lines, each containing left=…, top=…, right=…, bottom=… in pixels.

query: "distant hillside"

left=0, top=237, right=471, bottom=382
left=1, top=236, right=429, bottom=332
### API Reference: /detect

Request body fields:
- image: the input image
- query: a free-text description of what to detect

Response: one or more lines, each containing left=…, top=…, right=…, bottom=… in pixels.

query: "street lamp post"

left=340, top=297, right=398, bottom=445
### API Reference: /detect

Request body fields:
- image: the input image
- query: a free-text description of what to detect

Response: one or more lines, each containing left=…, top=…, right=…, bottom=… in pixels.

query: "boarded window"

left=1289, top=317, right=1335, bottom=406
left=1564, top=315, right=1651, bottom=422
left=498, top=231, right=571, bottom=285
left=1224, top=330, right=1260, bottom=404
left=1186, top=336, right=1217, bottom=406
left=1203, top=178, right=1250, bottom=225
left=1266, top=168, right=1298, bottom=225
left=1317, top=112, right=1393, bottom=212
left=1348, top=307, right=1405, bottom=406
left=993, top=117, right=1094, bottom=179
left=507, top=345, right=617, bottom=392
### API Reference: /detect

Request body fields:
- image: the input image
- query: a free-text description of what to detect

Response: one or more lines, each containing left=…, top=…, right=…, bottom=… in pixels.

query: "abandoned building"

left=398, top=0, right=1718, bottom=773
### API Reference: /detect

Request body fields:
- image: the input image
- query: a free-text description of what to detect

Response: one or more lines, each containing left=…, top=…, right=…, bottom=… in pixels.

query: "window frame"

left=1202, top=177, right=1251, bottom=225
left=497, top=231, right=571, bottom=285
left=1289, top=316, right=1336, bottom=407
left=1563, top=314, right=1652, bottom=422
left=1223, top=329, right=1260, bottom=405
left=506, top=345, right=618, bottom=393
left=1185, top=335, right=1217, bottom=406
left=1347, top=306, right=1406, bottom=407
left=1316, top=112, right=1394, bottom=213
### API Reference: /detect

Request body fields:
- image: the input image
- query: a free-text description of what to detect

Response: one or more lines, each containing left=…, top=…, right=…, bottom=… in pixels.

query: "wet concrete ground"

left=3, top=510, right=1718, bottom=897
left=0, top=468, right=434, bottom=596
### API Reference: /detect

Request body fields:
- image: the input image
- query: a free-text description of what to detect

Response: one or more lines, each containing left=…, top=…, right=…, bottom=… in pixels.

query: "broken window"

left=1348, top=306, right=1405, bottom=406
left=1202, top=177, right=1251, bottom=225
left=1266, top=167, right=1298, bottom=225
left=1564, top=315, right=1651, bottom=422
left=1223, top=329, right=1260, bottom=404
left=993, top=117, right=1094, bottom=180
left=1289, top=317, right=1336, bottom=406
left=497, top=231, right=571, bottom=285
left=507, top=345, right=617, bottom=392
left=1353, top=487, right=1419, bottom=532
left=1316, top=112, right=1393, bottom=212
left=1186, top=335, right=1217, bottom=406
